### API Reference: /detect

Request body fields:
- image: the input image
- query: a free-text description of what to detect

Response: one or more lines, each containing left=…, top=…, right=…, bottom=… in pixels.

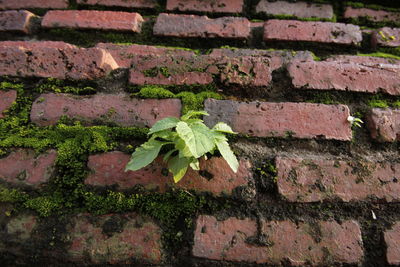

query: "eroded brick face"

left=367, top=108, right=400, bottom=142
left=0, top=90, right=17, bottom=118
left=77, top=0, right=158, bottom=9
left=0, top=10, right=37, bottom=34
left=385, top=222, right=400, bottom=265
left=166, top=0, right=243, bottom=14
left=0, top=0, right=68, bottom=10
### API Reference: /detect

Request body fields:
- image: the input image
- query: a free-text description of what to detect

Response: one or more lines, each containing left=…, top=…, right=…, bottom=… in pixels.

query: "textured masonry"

left=166, top=0, right=243, bottom=14
left=344, top=6, right=400, bottom=24
left=0, top=90, right=17, bottom=118
left=77, top=0, right=158, bottom=9
left=385, top=222, right=400, bottom=265
left=367, top=108, right=400, bottom=142
left=0, top=10, right=38, bottom=34
left=0, top=0, right=68, bottom=10
left=372, top=27, right=400, bottom=47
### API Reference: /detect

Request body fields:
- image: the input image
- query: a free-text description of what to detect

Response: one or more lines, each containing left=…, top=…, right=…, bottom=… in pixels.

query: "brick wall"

left=0, top=0, right=400, bottom=266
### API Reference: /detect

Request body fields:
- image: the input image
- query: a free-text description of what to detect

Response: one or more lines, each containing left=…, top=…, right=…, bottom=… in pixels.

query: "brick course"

left=0, top=90, right=17, bottom=118
left=166, top=0, right=243, bottom=14
left=344, top=7, right=400, bottom=24
left=0, top=10, right=37, bottom=34
left=385, top=222, right=400, bottom=265
left=367, top=108, right=400, bottom=142
left=77, top=0, right=157, bottom=8
left=0, top=0, right=68, bottom=10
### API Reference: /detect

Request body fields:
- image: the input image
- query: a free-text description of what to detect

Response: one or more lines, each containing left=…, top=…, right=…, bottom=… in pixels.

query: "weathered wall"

left=0, top=0, right=400, bottom=266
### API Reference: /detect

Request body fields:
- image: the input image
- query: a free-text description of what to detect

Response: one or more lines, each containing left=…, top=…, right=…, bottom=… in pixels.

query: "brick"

left=86, top=151, right=253, bottom=196
left=385, top=222, right=400, bottom=265
left=42, top=10, right=144, bottom=32
left=154, top=13, right=250, bottom=39
left=96, top=43, right=195, bottom=68
left=0, top=41, right=118, bottom=80
left=193, top=215, right=363, bottom=265
left=367, top=108, right=400, bottom=142
left=166, top=0, right=243, bottom=14
left=67, top=213, right=162, bottom=264
left=6, top=215, right=37, bottom=240
left=204, top=99, right=351, bottom=141
left=326, top=55, right=400, bottom=65
left=77, top=0, right=158, bottom=9
left=0, top=10, right=37, bottom=34
left=372, top=27, right=400, bottom=47
left=0, top=149, right=57, bottom=188
left=288, top=59, right=400, bottom=95
left=264, top=20, right=362, bottom=46
left=0, top=0, right=68, bottom=10
left=344, top=7, right=400, bottom=24
left=256, top=0, right=334, bottom=20
left=31, top=93, right=181, bottom=127
left=276, top=156, right=400, bottom=202
left=0, top=90, right=17, bottom=119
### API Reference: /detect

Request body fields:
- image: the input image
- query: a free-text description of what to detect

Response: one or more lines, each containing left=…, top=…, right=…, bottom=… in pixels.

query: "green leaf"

left=213, top=122, right=236, bottom=134
left=168, top=156, right=190, bottom=183
left=181, top=110, right=209, bottom=121
left=148, top=117, right=180, bottom=135
left=176, top=121, right=215, bottom=158
left=174, top=137, right=194, bottom=158
left=163, top=149, right=177, bottom=162
left=125, top=139, right=165, bottom=171
left=215, top=139, right=239, bottom=173
left=151, top=129, right=176, bottom=141
left=190, top=158, right=200, bottom=170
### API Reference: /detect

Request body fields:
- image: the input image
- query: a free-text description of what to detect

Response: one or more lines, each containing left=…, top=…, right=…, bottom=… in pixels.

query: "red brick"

left=0, top=0, right=68, bottom=10
left=0, top=90, right=17, bottom=118
left=0, top=41, right=118, bottom=80
left=0, top=149, right=57, bottom=188
left=67, top=213, right=162, bottom=264
left=42, top=10, right=144, bottom=32
left=344, top=7, right=400, bottom=24
left=31, top=93, right=181, bottom=127
left=276, top=156, right=400, bottom=202
left=256, top=0, right=333, bottom=20
left=288, top=59, right=400, bottom=95
left=385, top=222, right=400, bottom=265
left=264, top=20, right=362, bottom=46
left=193, top=215, right=363, bottom=265
left=204, top=99, right=351, bottom=141
left=0, top=10, right=37, bottom=34
left=86, top=151, right=253, bottom=196
left=166, top=0, right=243, bottom=14
left=77, top=0, right=157, bottom=9
left=6, top=214, right=37, bottom=240
left=154, top=13, right=250, bottom=39
left=372, top=27, right=400, bottom=47
left=367, top=108, right=400, bottom=142
left=326, top=55, right=400, bottom=65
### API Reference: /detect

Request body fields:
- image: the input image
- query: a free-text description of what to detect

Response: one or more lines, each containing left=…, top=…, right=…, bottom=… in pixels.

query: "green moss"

left=0, top=81, right=24, bottom=91
left=134, top=86, right=176, bottom=99
left=307, top=92, right=338, bottom=105
left=368, top=99, right=389, bottom=108
left=357, top=52, right=400, bottom=61
left=0, top=186, right=28, bottom=203
left=345, top=2, right=400, bottom=12
left=393, top=101, right=400, bottom=108
left=24, top=196, right=63, bottom=217
left=143, top=67, right=171, bottom=78
left=37, top=78, right=96, bottom=95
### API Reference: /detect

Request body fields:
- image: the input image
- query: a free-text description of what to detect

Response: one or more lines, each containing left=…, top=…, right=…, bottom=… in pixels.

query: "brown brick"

left=0, top=0, right=68, bottom=10
left=264, top=20, right=362, bottom=46
left=276, top=156, right=400, bottom=202
left=385, top=222, right=400, bottom=265
left=0, top=10, right=37, bottom=34
left=0, top=90, right=17, bottom=118
left=372, top=27, right=400, bottom=47
left=204, top=99, right=351, bottom=141
left=0, top=41, right=118, bottom=80
left=86, top=151, right=253, bottom=196
left=288, top=59, right=400, bottom=95
left=256, top=0, right=333, bottom=19
left=193, top=215, right=363, bottom=265
left=154, top=13, right=250, bottom=39
left=77, top=0, right=157, bottom=9
left=42, top=10, right=144, bottom=32
left=166, top=0, right=243, bottom=14
left=6, top=214, right=37, bottom=240
left=367, top=108, right=400, bottom=142
left=31, top=93, right=181, bottom=127
left=67, top=213, right=162, bottom=264
left=96, top=43, right=196, bottom=68
left=0, top=149, right=57, bottom=188
left=344, top=7, right=400, bottom=24
left=326, top=55, right=400, bottom=65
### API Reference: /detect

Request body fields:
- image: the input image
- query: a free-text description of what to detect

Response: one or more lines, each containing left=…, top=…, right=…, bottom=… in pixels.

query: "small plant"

left=125, top=110, right=239, bottom=183
left=347, top=115, right=364, bottom=128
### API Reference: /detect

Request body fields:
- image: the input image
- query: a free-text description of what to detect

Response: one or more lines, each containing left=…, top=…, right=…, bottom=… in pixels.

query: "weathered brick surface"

left=0, top=41, right=118, bottom=80
left=193, top=215, right=363, bottom=265
left=276, top=156, right=400, bottom=202
left=86, top=151, right=253, bottom=196
left=0, top=90, right=17, bottom=118
left=0, top=0, right=68, bottom=10
left=385, top=222, right=400, bottom=265
left=166, top=0, right=243, bottom=14
left=367, top=108, right=400, bottom=142
left=372, top=27, right=400, bottom=47
left=154, top=13, right=250, bottom=39
left=96, top=43, right=195, bottom=68
left=326, top=54, right=400, bottom=65
left=42, top=10, right=144, bottom=32
left=66, top=213, right=162, bottom=264
left=264, top=20, right=362, bottom=46
left=344, top=7, right=400, bottom=24
left=77, top=0, right=157, bottom=8
left=288, top=59, right=400, bottom=95
left=0, top=149, right=57, bottom=188
left=204, top=99, right=351, bottom=141
left=256, top=0, right=333, bottom=19
left=0, top=10, right=37, bottom=34
left=31, top=93, right=181, bottom=127
left=6, top=215, right=37, bottom=240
